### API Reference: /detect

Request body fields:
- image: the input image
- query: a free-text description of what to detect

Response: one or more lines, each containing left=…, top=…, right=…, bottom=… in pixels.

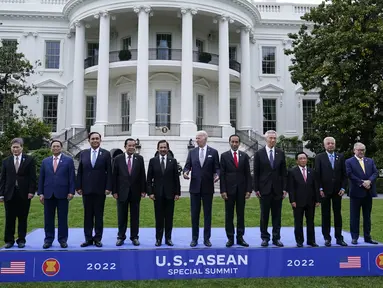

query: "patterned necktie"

left=302, top=167, right=307, bottom=182
left=53, top=157, right=58, bottom=172
left=91, top=150, right=97, bottom=168
left=358, top=158, right=365, bottom=173
left=329, top=154, right=335, bottom=169
left=15, top=156, right=20, bottom=173
left=127, top=155, right=132, bottom=175
left=233, top=151, right=238, bottom=168
left=161, top=156, right=165, bottom=174
left=199, top=148, right=205, bottom=167
left=269, top=149, right=274, bottom=169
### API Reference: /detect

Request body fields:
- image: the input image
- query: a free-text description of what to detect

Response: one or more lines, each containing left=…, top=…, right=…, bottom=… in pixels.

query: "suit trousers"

left=293, top=205, right=315, bottom=244
left=259, top=192, right=282, bottom=241
left=350, top=195, right=372, bottom=241
left=82, top=194, right=106, bottom=242
left=154, top=194, right=175, bottom=241
left=44, top=196, right=69, bottom=244
left=225, top=188, right=246, bottom=240
left=321, top=190, right=343, bottom=241
left=117, top=193, right=140, bottom=241
left=4, top=188, right=31, bottom=244
left=190, top=193, right=213, bottom=241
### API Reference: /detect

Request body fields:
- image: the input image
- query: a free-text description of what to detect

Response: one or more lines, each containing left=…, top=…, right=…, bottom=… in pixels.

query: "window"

left=45, top=41, right=60, bottom=69
left=156, top=34, right=172, bottom=60
left=230, top=98, right=237, bottom=129
left=263, top=99, right=276, bottom=134
left=196, top=94, right=204, bottom=130
left=262, top=47, right=276, bottom=74
left=155, top=91, right=171, bottom=128
left=121, top=93, right=130, bottom=131
left=85, top=96, right=96, bottom=131
left=87, top=43, right=99, bottom=66
left=1, top=39, right=17, bottom=48
left=122, top=37, right=131, bottom=50
left=229, top=46, right=237, bottom=61
left=303, top=99, right=316, bottom=135
left=43, top=95, right=58, bottom=132
left=196, top=39, right=204, bottom=53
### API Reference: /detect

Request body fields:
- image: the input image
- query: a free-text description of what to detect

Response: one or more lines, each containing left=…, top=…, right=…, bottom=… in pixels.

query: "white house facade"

left=0, top=0, right=321, bottom=176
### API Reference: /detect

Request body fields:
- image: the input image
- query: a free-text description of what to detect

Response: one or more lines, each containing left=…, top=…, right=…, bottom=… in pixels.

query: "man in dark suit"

left=0, top=138, right=36, bottom=248
left=147, top=140, right=181, bottom=247
left=346, top=142, right=379, bottom=245
left=76, top=132, right=112, bottom=248
left=288, top=152, right=320, bottom=247
left=253, top=130, right=287, bottom=247
left=38, top=140, right=75, bottom=249
left=183, top=130, right=220, bottom=247
left=315, top=136, right=348, bottom=247
left=220, top=134, right=252, bottom=247
left=112, top=138, right=146, bottom=246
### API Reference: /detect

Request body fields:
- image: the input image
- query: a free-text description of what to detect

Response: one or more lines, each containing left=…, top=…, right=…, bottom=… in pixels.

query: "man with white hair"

left=345, top=142, right=378, bottom=245
left=183, top=130, right=220, bottom=247
left=253, top=130, right=287, bottom=247
left=315, top=137, right=348, bottom=247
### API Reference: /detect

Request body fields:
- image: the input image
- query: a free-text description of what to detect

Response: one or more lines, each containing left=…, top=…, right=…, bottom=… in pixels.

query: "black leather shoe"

left=204, top=240, right=212, bottom=247
left=296, top=243, right=303, bottom=248
left=4, top=242, right=14, bottom=249
left=165, top=239, right=174, bottom=246
left=351, top=239, right=358, bottom=245
left=190, top=240, right=197, bottom=247
left=324, top=240, right=331, bottom=247
left=273, top=240, right=284, bottom=247
left=60, top=242, right=68, bottom=248
left=365, top=239, right=379, bottom=244
left=155, top=239, right=162, bottom=247
left=116, top=239, right=124, bottom=246
left=336, top=240, right=348, bottom=246
left=308, top=242, right=319, bottom=247
left=132, top=239, right=140, bottom=246
left=237, top=237, right=249, bottom=247
left=94, top=241, right=103, bottom=247
left=43, top=243, right=52, bottom=249
left=226, top=239, right=234, bottom=247
left=81, top=241, right=93, bottom=247
left=17, top=242, right=25, bottom=248
left=261, top=240, right=269, bottom=247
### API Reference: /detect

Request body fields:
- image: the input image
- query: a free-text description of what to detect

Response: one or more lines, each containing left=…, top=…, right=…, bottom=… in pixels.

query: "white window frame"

left=41, top=38, right=64, bottom=73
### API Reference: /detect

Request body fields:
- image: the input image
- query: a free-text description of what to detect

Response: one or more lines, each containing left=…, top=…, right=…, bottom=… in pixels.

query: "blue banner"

left=0, top=247, right=383, bottom=282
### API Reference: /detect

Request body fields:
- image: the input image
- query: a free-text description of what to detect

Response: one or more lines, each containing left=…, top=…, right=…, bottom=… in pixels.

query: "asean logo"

left=42, top=258, right=60, bottom=276
left=375, top=253, right=383, bottom=270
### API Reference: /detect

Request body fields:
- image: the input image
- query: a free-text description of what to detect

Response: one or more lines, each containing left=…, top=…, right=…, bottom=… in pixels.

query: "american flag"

left=0, top=261, right=26, bottom=274
left=339, top=256, right=361, bottom=269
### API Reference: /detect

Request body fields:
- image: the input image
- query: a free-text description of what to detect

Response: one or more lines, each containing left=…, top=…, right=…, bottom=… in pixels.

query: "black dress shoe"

left=324, top=240, right=331, bottom=247
left=226, top=239, right=234, bottom=247
left=336, top=240, right=348, bottom=246
left=81, top=241, right=93, bottom=247
left=308, top=242, right=319, bottom=247
left=43, top=243, right=52, bottom=249
left=237, top=238, right=249, bottom=247
left=17, top=243, right=25, bottom=248
left=204, top=240, right=212, bottom=247
left=165, top=239, right=174, bottom=246
left=155, top=239, right=162, bottom=247
left=351, top=239, right=358, bottom=245
left=261, top=240, right=269, bottom=247
left=273, top=240, right=284, bottom=247
left=132, top=239, right=140, bottom=246
left=60, top=242, right=68, bottom=248
left=94, top=241, right=103, bottom=247
left=190, top=240, right=197, bottom=247
left=116, top=239, right=124, bottom=246
left=365, top=239, right=379, bottom=244
left=296, top=243, right=303, bottom=248
left=4, top=242, right=14, bottom=249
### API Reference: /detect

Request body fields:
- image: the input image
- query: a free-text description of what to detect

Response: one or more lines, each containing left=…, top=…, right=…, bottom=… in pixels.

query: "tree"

left=285, top=0, right=383, bottom=157
left=373, top=123, right=383, bottom=168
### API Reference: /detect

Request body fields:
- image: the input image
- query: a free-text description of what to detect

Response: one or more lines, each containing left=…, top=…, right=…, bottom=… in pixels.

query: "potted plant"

left=198, top=52, right=212, bottom=63
left=118, top=50, right=132, bottom=61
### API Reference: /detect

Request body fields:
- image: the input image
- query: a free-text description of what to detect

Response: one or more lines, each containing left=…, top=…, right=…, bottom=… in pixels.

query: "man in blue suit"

left=345, top=142, right=379, bottom=245
left=38, top=140, right=75, bottom=249
left=183, top=130, right=220, bottom=247
left=76, top=132, right=112, bottom=248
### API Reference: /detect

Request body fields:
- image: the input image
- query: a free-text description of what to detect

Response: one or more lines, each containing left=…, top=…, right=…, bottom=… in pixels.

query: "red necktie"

left=127, top=156, right=132, bottom=175
left=302, top=167, right=307, bottom=182
left=234, top=151, right=238, bottom=168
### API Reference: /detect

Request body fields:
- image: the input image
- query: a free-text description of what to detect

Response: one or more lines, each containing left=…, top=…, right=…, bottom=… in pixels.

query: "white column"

left=218, top=15, right=234, bottom=137
left=71, top=21, right=85, bottom=129
left=132, top=6, right=151, bottom=136
left=93, top=11, right=110, bottom=135
left=240, top=26, right=251, bottom=130
left=180, top=8, right=197, bottom=136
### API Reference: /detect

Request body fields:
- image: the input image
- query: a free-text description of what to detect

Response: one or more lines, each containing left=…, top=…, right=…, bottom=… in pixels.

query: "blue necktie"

left=269, top=149, right=274, bottom=169
left=91, top=150, right=97, bottom=168
left=329, top=154, right=334, bottom=169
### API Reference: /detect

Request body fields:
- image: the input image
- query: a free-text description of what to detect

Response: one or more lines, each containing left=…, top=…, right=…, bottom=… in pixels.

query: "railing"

left=229, top=59, right=241, bottom=73
left=66, top=128, right=88, bottom=158
left=193, top=51, right=219, bottom=66
left=149, top=48, right=182, bottom=61
left=105, top=124, right=132, bottom=137
left=149, top=124, right=180, bottom=136
left=109, top=50, right=138, bottom=62
left=201, top=125, right=222, bottom=138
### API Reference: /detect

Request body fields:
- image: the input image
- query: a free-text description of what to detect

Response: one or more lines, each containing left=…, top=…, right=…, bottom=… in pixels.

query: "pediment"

left=115, top=75, right=135, bottom=86
left=255, top=84, right=284, bottom=93
left=35, top=79, right=66, bottom=89
left=296, top=86, right=320, bottom=94
left=193, top=78, right=210, bottom=89
left=149, top=73, right=180, bottom=83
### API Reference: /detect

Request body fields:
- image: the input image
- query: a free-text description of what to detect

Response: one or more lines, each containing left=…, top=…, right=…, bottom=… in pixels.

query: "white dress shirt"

left=159, top=154, right=167, bottom=169
left=14, top=153, right=23, bottom=166
left=231, top=149, right=239, bottom=163
left=125, top=153, right=134, bottom=166
left=265, top=146, right=274, bottom=161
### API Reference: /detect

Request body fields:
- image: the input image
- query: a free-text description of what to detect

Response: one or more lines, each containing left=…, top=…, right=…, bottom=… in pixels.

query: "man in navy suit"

left=76, top=132, right=112, bottom=248
left=183, top=130, right=220, bottom=247
left=38, top=140, right=75, bottom=249
left=345, top=142, right=379, bottom=245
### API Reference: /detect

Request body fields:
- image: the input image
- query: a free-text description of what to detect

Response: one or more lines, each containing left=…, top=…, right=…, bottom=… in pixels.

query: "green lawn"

left=1, top=196, right=382, bottom=288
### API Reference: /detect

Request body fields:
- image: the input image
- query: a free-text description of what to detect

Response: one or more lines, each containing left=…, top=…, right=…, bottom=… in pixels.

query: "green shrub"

left=31, top=148, right=52, bottom=185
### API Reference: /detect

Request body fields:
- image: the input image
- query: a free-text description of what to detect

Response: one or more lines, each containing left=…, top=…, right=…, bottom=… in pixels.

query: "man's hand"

left=149, top=194, right=155, bottom=201
left=77, top=189, right=83, bottom=195
left=105, top=190, right=111, bottom=195
left=363, top=180, right=371, bottom=189
left=174, top=195, right=180, bottom=201
left=283, top=191, right=288, bottom=199
left=320, top=191, right=325, bottom=198
left=245, top=192, right=251, bottom=199
left=183, top=172, right=190, bottom=180
left=113, top=193, right=118, bottom=199
left=67, top=194, right=74, bottom=201
left=291, top=202, right=296, bottom=208
left=315, top=202, right=320, bottom=207
left=221, top=192, right=228, bottom=200
left=214, top=174, right=219, bottom=183
left=141, top=192, right=146, bottom=198
left=255, top=191, right=261, bottom=198
left=338, top=189, right=345, bottom=196
left=28, top=193, right=34, bottom=199
left=39, top=195, right=44, bottom=205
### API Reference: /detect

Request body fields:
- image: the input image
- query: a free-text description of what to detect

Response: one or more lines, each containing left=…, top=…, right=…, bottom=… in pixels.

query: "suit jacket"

left=183, top=146, right=220, bottom=194
left=112, top=153, right=146, bottom=202
left=345, top=156, right=378, bottom=198
left=0, top=154, right=36, bottom=201
left=37, top=154, right=76, bottom=199
left=219, top=150, right=252, bottom=195
left=76, top=148, right=112, bottom=195
left=287, top=166, right=319, bottom=207
left=147, top=155, right=181, bottom=199
left=315, top=152, right=347, bottom=195
left=253, top=147, right=287, bottom=197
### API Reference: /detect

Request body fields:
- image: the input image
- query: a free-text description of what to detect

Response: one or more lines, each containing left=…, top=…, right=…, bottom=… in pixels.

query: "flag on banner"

left=339, top=256, right=361, bottom=269
left=0, top=261, right=26, bottom=274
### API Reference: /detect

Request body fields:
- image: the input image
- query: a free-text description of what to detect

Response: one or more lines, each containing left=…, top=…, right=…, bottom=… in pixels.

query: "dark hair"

left=157, top=140, right=169, bottom=150
left=295, top=151, right=308, bottom=160
left=50, top=139, right=63, bottom=147
left=124, top=138, right=136, bottom=146
left=88, top=132, right=101, bottom=140
left=11, top=138, right=24, bottom=146
left=229, top=134, right=241, bottom=142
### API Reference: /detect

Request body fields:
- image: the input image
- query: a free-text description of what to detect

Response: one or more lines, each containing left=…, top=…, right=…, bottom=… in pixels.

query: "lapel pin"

left=100, top=151, right=102, bottom=155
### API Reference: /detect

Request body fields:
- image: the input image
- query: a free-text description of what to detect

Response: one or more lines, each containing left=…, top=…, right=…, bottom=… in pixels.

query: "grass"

left=1, top=196, right=383, bottom=288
